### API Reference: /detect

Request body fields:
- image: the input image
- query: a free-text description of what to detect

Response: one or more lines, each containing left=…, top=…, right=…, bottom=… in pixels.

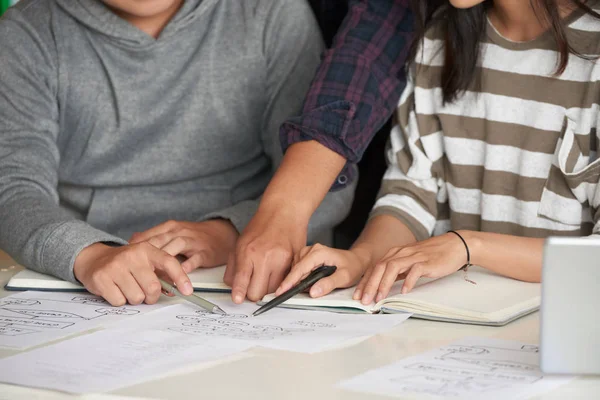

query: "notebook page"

left=380, top=267, right=540, bottom=319
left=8, top=266, right=229, bottom=292
left=6, top=269, right=84, bottom=291
left=187, top=265, right=229, bottom=291
left=261, top=286, right=376, bottom=313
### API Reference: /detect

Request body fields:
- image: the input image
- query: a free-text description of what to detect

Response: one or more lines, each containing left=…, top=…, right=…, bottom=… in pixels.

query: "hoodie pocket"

left=86, top=182, right=233, bottom=238
left=538, top=116, right=600, bottom=226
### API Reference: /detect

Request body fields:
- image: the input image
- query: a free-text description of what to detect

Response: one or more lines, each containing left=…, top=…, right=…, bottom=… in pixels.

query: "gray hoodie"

left=0, top=0, right=355, bottom=282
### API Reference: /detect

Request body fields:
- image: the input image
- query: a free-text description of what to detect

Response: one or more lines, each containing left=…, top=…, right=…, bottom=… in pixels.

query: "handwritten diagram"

left=340, top=337, right=573, bottom=399
left=113, top=302, right=411, bottom=353
left=168, top=309, right=315, bottom=341
left=0, top=296, right=139, bottom=337
left=0, top=292, right=164, bottom=349
left=388, top=344, right=542, bottom=397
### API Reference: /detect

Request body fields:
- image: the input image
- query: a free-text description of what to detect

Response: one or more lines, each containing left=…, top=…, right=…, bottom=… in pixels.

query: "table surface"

left=0, top=251, right=598, bottom=400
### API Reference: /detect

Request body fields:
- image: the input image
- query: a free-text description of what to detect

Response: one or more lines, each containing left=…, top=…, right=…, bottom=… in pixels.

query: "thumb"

left=180, top=250, right=209, bottom=273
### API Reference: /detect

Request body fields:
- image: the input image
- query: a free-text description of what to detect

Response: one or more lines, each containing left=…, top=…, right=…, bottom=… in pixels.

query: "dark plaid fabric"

left=282, top=0, right=413, bottom=189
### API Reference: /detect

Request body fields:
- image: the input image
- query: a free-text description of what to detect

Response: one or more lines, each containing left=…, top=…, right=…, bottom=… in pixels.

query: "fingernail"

left=353, top=290, right=362, bottom=300
left=310, top=286, right=323, bottom=297
left=361, top=294, right=372, bottom=305
left=234, top=294, right=243, bottom=304
left=401, top=287, right=407, bottom=295
left=375, top=292, right=383, bottom=302
left=183, top=281, right=193, bottom=294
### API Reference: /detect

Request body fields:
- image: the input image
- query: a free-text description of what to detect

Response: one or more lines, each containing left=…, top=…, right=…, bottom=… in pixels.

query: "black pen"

left=252, top=265, right=337, bottom=317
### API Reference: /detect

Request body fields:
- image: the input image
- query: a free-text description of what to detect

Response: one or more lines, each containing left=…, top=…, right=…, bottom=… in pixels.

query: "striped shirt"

left=371, top=7, right=600, bottom=241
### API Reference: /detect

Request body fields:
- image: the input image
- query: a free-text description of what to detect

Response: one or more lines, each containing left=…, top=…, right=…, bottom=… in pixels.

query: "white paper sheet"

left=0, top=298, right=411, bottom=394
left=0, top=291, right=168, bottom=349
left=339, top=337, right=574, bottom=399
left=0, top=321, right=252, bottom=394
left=115, top=300, right=412, bottom=353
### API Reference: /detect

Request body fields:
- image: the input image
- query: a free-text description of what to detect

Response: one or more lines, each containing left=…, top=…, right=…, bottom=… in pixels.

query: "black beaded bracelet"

left=448, top=230, right=471, bottom=270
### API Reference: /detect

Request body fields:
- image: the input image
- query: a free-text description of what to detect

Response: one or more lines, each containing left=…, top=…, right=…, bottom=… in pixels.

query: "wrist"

left=349, top=245, right=376, bottom=270
left=256, top=196, right=313, bottom=224
left=456, top=230, right=483, bottom=266
left=208, top=218, right=240, bottom=240
left=73, top=243, right=112, bottom=281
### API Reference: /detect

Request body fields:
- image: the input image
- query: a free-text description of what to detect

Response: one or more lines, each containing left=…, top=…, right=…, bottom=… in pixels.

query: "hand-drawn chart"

left=339, top=337, right=573, bottom=400
left=118, top=301, right=411, bottom=353
left=0, top=291, right=165, bottom=349
left=168, top=309, right=314, bottom=341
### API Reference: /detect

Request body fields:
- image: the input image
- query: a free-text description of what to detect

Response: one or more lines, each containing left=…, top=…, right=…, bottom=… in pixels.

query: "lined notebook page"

left=264, top=267, right=540, bottom=321
left=381, top=267, right=540, bottom=319
left=187, top=265, right=229, bottom=291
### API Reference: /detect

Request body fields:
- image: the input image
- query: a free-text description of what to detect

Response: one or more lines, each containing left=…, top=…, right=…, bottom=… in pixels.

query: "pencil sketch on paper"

left=385, top=342, right=544, bottom=397
left=339, top=338, right=572, bottom=400
left=0, top=295, right=140, bottom=337
left=167, top=311, right=318, bottom=340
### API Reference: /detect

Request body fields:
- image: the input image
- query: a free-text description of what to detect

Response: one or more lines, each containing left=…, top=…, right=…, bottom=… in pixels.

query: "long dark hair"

left=410, top=0, right=600, bottom=104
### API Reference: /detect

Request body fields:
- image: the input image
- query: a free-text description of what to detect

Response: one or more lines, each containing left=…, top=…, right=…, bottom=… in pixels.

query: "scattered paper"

left=115, top=300, right=412, bottom=353
left=339, top=337, right=574, bottom=399
left=0, top=322, right=253, bottom=394
left=0, top=297, right=411, bottom=394
left=0, top=291, right=168, bottom=349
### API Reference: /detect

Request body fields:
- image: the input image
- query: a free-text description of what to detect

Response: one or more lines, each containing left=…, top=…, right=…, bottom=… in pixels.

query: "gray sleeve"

left=0, top=12, right=126, bottom=283
left=200, top=0, right=355, bottom=241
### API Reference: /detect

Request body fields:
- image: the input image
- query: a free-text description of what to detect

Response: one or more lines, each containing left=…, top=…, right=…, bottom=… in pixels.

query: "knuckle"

left=110, top=297, right=126, bottom=307
left=131, top=293, right=145, bottom=305
left=374, top=262, right=386, bottom=272
left=270, top=246, right=291, bottom=260
left=237, top=269, right=253, bottom=280
left=137, top=241, right=153, bottom=251
left=147, top=281, right=162, bottom=295
left=397, top=247, right=413, bottom=256
left=412, top=262, right=425, bottom=271
left=179, top=228, right=194, bottom=237
left=172, top=236, right=187, bottom=247
left=165, top=220, right=179, bottom=229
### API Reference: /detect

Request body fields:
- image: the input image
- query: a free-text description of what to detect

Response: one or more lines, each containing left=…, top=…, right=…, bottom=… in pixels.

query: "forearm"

left=279, top=1, right=413, bottom=190
left=259, top=141, right=346, bottom=220
left=0, top=196, right=127, bottom=282
left=350, top=215, right=417, bottom=267
left=460, top=231, right=544, bottom=282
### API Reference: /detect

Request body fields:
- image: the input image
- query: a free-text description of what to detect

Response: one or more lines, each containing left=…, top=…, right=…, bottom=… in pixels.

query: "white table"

left=0, top=257, right=599, bottom=399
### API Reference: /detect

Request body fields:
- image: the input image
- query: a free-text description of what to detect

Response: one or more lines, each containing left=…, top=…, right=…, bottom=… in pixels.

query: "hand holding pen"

left=253, top=265, right=337, bottom=316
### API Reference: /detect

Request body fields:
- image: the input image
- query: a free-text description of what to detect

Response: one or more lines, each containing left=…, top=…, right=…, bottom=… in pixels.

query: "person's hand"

left=129, top=219, right=238, bottom=273
left=73, top=242, right=192, bottom=306
left=226, top=207, right=307, bottom=303
left=276, top=244, right=369, bottom=298
left=355, top=231, right=470, bottom=304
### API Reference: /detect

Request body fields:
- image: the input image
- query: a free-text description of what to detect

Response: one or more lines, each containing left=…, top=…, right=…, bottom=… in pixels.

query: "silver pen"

left=159, top=278, right=226, bottom=315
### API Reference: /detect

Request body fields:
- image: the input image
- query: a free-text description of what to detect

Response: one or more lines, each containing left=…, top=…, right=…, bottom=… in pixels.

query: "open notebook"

left=4, top=265, right=230, bottom=293
left=260, top=267, right=540, bottom=326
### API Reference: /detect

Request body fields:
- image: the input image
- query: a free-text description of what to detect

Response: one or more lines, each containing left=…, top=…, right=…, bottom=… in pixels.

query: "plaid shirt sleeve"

left=279, top=0, right=413, bottom=190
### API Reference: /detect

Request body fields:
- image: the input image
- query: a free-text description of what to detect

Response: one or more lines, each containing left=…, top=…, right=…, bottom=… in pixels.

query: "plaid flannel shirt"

left=280, top=0, right=414, bottom=190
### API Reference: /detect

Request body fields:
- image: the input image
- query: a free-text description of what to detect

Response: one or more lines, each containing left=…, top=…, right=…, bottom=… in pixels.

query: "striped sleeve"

left=370, top=71, right=441, bottom=241
left=537, top=108, right=600, bottom=236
